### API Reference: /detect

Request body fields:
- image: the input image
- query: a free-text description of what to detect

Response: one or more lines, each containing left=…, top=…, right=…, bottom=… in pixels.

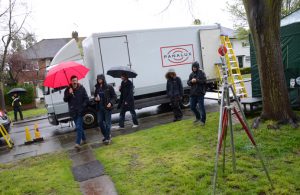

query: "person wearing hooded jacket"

left=117, top=73, right=139, bottom=129
left=165, top=68, right=183, bottom=122
left=94, top=74, right=117, bottom=144
left=187, top=61, right=207, bottom=125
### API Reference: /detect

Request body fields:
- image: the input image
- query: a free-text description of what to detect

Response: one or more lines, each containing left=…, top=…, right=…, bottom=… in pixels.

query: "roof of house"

left=220, top=26, right=236, bottom=38
left=21, top=38, right=72, bottom=60
left=281, top=8, right=300, bottom=26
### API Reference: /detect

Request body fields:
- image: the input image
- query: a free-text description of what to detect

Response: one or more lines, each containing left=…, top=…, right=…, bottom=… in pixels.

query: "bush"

left=4, top=84, right=35, bottom=107
left=240, top=67, right=251, bottom=75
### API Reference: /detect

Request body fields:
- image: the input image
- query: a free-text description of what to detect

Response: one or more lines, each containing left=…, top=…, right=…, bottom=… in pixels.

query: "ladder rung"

left=229, top=61, right=237, bottom=63
left=232, top=74, right=240, bottom=76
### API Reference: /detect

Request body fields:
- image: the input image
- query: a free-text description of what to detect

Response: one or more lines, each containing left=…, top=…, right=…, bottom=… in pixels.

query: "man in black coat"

left=64, top=75, right=89, bottom=149
left=94, top=74, right=116, bottom=144
left=166, top=68, right=183, bottom=122
left=117, top=73, right=139, bottom=129
left=12, top=93, right=23, bottom=121
left=187, top=61, right=207, bottom=125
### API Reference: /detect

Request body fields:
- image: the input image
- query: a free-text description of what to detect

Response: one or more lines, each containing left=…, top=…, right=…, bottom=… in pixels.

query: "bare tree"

left=0, top=0, right=30, bottom=110
left=243, top=0, right=297, bottom=126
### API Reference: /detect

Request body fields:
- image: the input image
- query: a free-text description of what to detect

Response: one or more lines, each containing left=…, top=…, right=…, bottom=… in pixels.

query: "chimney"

left=72, top=31, right=79, bottom=42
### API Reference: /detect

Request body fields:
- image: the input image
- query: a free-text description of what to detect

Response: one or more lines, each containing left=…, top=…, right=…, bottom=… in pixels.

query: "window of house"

left=245, top=56, right=251, bottom=62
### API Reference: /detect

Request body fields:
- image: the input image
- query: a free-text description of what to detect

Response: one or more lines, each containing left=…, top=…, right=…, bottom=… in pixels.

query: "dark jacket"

left=118, top=79, right=135, bottom=109
left=63, top=84, right=89, bottom=118
left=187, top=67, right=207, bottom=96
left=166, top=77, right=183, bottom=99
left=94, top=76, right=117, bottom=110
left=12, top=97, right=21, bottom=109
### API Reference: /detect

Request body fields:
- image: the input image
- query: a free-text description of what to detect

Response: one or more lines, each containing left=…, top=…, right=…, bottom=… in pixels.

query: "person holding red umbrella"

left=63, top=75, right=89, bottom=149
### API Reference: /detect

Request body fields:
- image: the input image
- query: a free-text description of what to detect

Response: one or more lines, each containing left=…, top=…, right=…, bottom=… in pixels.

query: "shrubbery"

left=240, top=67, right=251, bottom=75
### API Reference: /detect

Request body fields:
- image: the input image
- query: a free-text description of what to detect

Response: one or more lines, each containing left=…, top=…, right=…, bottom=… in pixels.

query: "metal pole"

left=212, top=86, right=225, bottom=194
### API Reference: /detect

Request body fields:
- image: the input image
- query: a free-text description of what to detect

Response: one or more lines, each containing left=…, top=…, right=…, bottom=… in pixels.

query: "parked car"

left=0, top=110, right=11, bottom=136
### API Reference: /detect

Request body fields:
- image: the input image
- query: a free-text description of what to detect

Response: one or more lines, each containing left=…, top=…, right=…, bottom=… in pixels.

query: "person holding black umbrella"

left=117, top=73, right=139, bottom=129
left=12, top=93, right=23, bottom=121
left=94, top=74, right=117, bottom=145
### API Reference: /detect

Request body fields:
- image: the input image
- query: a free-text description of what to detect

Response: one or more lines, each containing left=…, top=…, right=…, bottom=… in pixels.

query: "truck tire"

left=82, top=107, right=98, bottom=129
left=181, top=94, right=190, bottom=108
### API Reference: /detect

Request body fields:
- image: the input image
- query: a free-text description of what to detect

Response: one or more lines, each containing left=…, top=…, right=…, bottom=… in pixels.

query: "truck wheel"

left=181, top=94, right=190, bottom=108
left=82, top=107, right=97, bottom=129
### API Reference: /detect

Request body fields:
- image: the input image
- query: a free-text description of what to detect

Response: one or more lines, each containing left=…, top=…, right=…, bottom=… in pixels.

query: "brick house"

left=19, top=37, right=84, bottom=99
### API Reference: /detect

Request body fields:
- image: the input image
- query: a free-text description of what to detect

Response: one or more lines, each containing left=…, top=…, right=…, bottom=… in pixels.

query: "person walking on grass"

left=117, top=73, right=139, bottom=129
left=64, top=75, right=89, bottom=149
left=94, top=74, right=117, bottom=145
left=187, top=61, right=207, bottom=126
left=165, top=68, right=183, bottom=122
left=12, top=93, right=23, bottom=121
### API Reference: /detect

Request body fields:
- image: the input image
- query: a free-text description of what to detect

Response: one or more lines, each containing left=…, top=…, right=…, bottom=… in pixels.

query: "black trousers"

left=14, top=107, right=23, bottom=121
left=171, top=97, right=183, bottom=120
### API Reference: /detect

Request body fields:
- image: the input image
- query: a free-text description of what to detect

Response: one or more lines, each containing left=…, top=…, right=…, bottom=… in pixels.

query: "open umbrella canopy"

left=107, top=66, right=137, bottom=78
left=7, top=88, right=27, bottom=95
left=44, top=61, right=89, bottom=88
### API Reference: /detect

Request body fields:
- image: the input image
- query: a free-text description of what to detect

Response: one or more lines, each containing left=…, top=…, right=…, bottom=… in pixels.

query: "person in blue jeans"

left=94, top=74, right=117, bottom=145
left=187, top=61, right=207, bottom=126
left=64, top=75, right=89, bottom=149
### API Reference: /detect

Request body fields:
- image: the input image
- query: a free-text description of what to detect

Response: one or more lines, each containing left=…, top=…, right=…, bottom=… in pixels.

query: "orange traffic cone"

left=24, top=126, right=34, bottom=145
left=33, top=123, right=44, bottom=142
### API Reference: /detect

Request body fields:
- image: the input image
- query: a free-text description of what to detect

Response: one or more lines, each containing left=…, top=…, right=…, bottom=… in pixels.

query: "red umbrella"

left=44, top=61, right=89, bottom=88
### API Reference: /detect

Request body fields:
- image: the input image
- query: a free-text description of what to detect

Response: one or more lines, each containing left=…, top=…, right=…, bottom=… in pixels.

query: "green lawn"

left=8, top=107, right=47, bottom=121
left=242, top=73, right=251, bottom=79
left=95, top=112, right=300, bottom=195
left=0, top=152, right=80, bottom=195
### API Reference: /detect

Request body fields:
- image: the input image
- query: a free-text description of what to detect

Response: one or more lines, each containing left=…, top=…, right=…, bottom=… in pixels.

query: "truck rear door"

left=98, top=36, right=131, bottom=90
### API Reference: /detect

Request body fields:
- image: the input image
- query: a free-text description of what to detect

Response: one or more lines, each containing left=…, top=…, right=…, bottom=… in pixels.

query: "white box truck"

left=44, top=24, right=223, bottom=128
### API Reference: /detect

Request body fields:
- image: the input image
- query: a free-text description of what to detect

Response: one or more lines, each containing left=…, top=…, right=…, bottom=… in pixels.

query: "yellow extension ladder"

left=215, top=35, right=248, bottom=98
left=0, top=124, right=14, bottom=148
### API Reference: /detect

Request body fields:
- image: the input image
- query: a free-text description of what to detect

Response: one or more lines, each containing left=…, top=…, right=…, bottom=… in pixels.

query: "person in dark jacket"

left=94, top=74, right=117, bottom=144
left=187, top=61, right=207, bottom=125
left=166, top=68, right=183, bottom=122
left=64, top=75, right=89, bottom=149
left=117, top=73, right=139, bottom=129
left=12, top=93, right=23, bottom=121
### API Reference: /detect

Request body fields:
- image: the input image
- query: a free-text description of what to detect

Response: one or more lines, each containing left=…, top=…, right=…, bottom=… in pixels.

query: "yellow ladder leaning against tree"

left=216, top=35, right=248, bottom=98
left=0, top=124, right=14, bottom=148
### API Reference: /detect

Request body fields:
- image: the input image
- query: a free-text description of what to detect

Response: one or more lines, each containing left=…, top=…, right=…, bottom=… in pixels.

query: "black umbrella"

left=8, top=88, right=27, bottom=95
left=107, top=66, right=138, bottom=78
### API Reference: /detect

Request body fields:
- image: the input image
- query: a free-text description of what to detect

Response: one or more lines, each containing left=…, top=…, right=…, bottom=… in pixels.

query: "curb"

left=12, top=115, right=48, bottom=125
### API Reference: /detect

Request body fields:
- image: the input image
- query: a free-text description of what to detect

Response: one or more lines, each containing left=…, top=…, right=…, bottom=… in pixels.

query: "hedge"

left=240, top=67, right=251, bottom=75
left=4, top=84, right=35, bottom=107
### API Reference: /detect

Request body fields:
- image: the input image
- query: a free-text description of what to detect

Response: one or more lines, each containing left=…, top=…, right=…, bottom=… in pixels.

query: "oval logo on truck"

left=160, top=44, right=195, bottom=67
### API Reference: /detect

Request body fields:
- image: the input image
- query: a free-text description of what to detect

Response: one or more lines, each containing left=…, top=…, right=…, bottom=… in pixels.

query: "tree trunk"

left=243, top=0, right=296, bottom=121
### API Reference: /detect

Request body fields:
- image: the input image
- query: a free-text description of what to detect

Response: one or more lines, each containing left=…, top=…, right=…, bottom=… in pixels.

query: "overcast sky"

left=26, top=0, right=233, bottom=40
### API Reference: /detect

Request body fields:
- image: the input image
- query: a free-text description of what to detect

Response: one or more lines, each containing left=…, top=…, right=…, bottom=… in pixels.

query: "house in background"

left=20, top=38, right=72, bottom=99
left=221, top=27, right=251, bottom=68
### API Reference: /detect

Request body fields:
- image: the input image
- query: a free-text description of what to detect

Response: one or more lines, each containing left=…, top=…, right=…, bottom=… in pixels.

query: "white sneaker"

left=132, top=124, right=139, bottom=128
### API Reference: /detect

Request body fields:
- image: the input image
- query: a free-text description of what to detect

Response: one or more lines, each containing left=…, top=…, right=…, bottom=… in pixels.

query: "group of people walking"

left=64, top=61, right=206, bottom=149
left=64, top=73, right=138, bottom=149
left=166, top=61, right=207, bottom=125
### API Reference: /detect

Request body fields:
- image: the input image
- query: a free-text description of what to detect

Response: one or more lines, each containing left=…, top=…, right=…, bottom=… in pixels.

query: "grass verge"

left=95, top=112, right=300, bottom=194
left=8, top=107, right=47, bottom=120
left=0, top=152, right=80, bottom=195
